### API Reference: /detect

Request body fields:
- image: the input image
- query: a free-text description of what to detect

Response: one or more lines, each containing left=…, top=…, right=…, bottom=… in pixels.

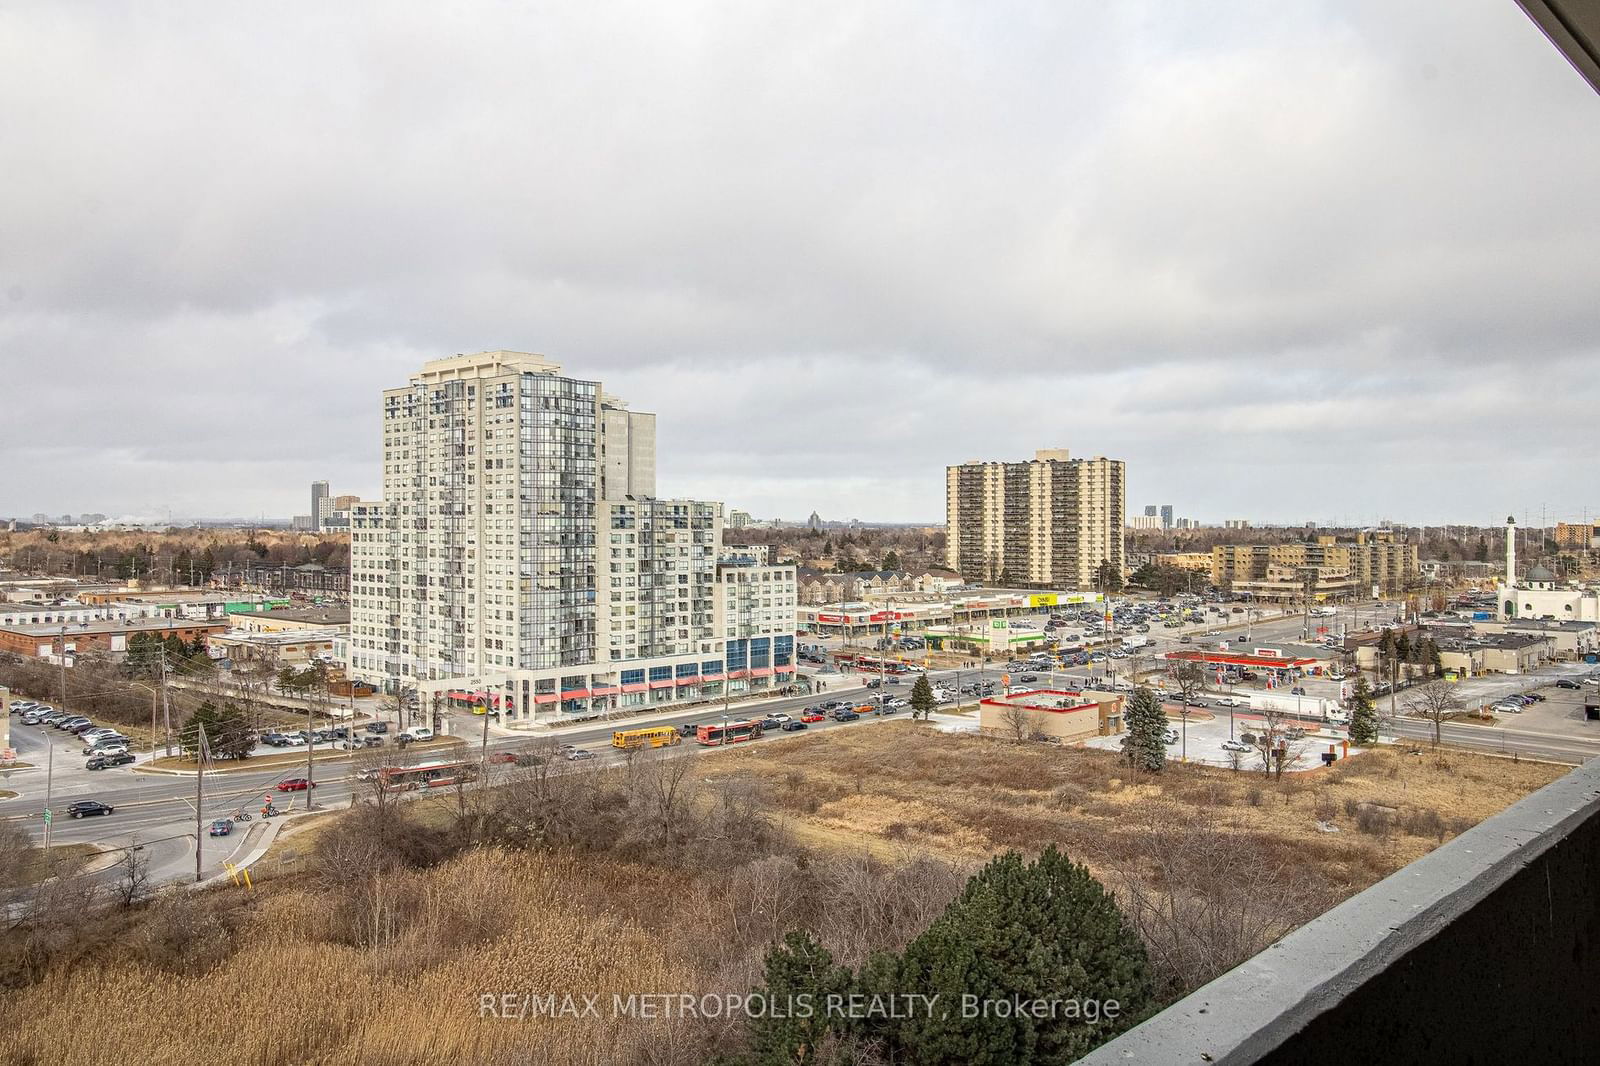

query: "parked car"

left=1221, top=740, right=1251, bottom=753
left=56, top=716, right=91, bottom=731
left=399, top=726, right=435, bottom=742
left=363, top=721, right=390, bottom=734
left=276, top=778, right=316, bottom=791
left=208, top=819, right=233, bottom=837
left=1492, top=702, right=1522, bottom=715
left=781, top=720, right=808, bottom=732
left=86, top=751, right=135, bottom=770
left=67, top=800, right=114, bottom=818
left=1162, top=730, right=1179, bottom=745
left=1555, top=679, right=1581, bottom=690
left=261, top=732, right=293, bottom=747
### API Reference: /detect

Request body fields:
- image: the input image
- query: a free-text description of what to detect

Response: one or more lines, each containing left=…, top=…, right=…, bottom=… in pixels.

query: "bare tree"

left=1112, top=807, right=1335, bottom=997
left=1405, top=679, right=1464, bottom=747
left=1167, top=659, right=1209, bottom=759
left=113, top=840, right=152, bottom=909
left=997, top=702, right=1041, bottom=743
left=1248, top=706, right=1309, bottom=779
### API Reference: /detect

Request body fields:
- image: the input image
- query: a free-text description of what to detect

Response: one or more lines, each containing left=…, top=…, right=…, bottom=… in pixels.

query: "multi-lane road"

left=8, top=597, right=1592, bottom=886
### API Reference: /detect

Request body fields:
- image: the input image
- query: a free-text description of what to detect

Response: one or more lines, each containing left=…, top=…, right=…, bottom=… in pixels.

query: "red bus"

left=696, top=719, right=764, bottom=746
left=363, top=759, right=479, bottom=792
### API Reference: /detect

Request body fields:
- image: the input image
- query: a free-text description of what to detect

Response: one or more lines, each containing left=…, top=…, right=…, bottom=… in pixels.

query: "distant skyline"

left=3, top=2, right=1598, bottom=526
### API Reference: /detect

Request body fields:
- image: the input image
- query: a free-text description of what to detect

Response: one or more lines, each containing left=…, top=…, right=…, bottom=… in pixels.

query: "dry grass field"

left=700, top=722, right=1564, bottom=886
left=0, top=723, right=1567, bottom=1066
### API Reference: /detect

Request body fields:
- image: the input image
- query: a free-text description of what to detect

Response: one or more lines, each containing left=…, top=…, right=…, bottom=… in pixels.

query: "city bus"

left=612, top=725, right=683, bottom=750
left=368, top=759, right=478, bottom=793
left=695, top=719, right=764, bottom=746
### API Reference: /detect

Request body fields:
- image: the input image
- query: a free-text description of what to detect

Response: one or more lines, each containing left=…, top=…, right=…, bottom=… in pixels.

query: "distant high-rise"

left=945, top=448, right=1125, bottom=589
left=1143, top=505, right=1158, bottom=517
left=310, top=480, right=330, bottom=532
left=1159, top=504, right=1174, bottom=530
left=346, top=350, right=796, bottom=723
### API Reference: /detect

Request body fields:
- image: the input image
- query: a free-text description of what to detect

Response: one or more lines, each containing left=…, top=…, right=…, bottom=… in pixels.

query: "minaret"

left=1505, top=515, right=1517, bottom=586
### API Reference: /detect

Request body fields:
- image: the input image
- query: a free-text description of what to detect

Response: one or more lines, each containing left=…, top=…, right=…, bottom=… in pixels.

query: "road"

left=12, top=596, right=1585, bottom=886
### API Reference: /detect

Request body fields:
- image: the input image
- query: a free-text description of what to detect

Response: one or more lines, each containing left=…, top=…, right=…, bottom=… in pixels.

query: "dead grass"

left=700, top=722, right=1565, bottom=886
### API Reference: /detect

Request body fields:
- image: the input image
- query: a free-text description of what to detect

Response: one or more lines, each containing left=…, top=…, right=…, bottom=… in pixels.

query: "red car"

left=276, top=777, right=316, bottom=792
left=800, top=712, right=825, bottom=723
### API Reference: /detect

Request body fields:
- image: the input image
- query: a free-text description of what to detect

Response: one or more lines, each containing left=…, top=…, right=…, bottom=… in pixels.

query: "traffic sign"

left=42, top=809, right=52, bottom=825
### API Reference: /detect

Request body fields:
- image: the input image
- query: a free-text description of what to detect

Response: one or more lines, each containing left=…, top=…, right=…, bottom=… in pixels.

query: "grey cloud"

left=1, top=0, right=1597, bottom=524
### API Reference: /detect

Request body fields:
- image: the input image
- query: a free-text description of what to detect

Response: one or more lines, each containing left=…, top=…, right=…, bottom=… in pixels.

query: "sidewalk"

left=483, top=681, right=845, bottom=736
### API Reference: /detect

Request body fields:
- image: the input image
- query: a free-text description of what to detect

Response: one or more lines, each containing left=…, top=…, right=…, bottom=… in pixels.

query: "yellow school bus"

left=611, top=725, right=683, bottom=750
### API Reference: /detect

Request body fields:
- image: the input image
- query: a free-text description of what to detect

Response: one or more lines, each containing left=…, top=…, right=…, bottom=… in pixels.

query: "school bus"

left=612, top=725, right=683, bottom=750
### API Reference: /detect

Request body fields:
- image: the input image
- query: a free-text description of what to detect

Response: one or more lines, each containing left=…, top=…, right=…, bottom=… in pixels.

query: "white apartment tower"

left=945, top=448, right=1125, bottom=589
left=347, top=351, right=796, bottom=724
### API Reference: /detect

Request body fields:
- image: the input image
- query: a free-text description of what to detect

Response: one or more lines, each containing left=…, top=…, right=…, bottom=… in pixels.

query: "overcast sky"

left=2, top=1, right=1598, bottom=528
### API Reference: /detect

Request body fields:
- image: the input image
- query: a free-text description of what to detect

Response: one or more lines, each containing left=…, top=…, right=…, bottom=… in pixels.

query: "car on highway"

left=67, top=800, right=114, bottom=818
left=1211, top=696, right=1240, bottom=707
left=770, top=713, right=792, bottom=724
left=781, top=720, right=808, bottom=732
left=760, top=716, right=783, bottom=729
left=208, top=819, right=233, bottom=837
left=1221, top=740, right=1252, bottom=753
left=85, top=751, right=135, bottom=770
left=831, top=709, right=860, bottom=722
left=565, top=748, right=596, bottom=761
left=276, top=778, right=316, bottom=791
left=1019, top=674, right=1038, bottom=683
left=800, top=711, right=825, bottom=723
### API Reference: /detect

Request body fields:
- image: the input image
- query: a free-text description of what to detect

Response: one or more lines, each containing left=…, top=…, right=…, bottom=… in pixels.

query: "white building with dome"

left=1496, top=515, right=1600, bottom=622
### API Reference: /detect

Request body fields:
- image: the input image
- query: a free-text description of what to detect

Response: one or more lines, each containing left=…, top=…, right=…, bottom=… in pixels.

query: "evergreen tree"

left=910, top=674, right=936, bottom=720
left=745, top=931, right=858, bottom=1065
left=1347, top=675, right=1380, bottom=745
left=880, top=847, right=1154, bottom=1064
left=1121, top=686, right=1166, bottom=772
left=881, top=550, right=901, bottom=571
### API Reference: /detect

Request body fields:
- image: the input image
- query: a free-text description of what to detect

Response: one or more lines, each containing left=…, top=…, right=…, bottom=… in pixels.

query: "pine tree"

left=745, top=931, right=858, bottom=1064
left=1347, top=675, right=1380, bottom=745
left=880, top=847, right=1154, bottom=1065
left=1121, top=686, right=1166, bottom=772
left=910, top=673, right=936, bottom=720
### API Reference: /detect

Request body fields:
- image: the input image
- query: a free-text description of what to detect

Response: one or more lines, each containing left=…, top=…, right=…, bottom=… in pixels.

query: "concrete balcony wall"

left=1079, top=758, right=1600, bottom=1065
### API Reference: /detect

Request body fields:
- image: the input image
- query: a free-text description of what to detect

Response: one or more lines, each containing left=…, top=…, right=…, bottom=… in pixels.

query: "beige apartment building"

left=1212, top=532, right=1417, bottom=599
left=945, top=449, right=1125, bottom=590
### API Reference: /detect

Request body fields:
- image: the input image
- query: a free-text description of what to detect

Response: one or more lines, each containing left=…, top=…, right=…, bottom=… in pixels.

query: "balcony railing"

left=1079, top=757, right=1600, bottom=1065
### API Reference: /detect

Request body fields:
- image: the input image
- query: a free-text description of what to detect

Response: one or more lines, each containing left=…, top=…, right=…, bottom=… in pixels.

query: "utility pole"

left=57, top=625, right=67, bottom=713
left=160, top=652, right=173, bottom=757
left=42, top=729, right=53, bottom=851
left=195, top=723, right=207, bottom=883
left=305, top=674, right=316, bottom=811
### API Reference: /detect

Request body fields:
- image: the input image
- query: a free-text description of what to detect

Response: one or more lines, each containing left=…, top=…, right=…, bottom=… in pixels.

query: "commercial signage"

left=1254, top=648, right=1282, bottom=658
left=992, top=619, right=1007, bottom=629
left=1029, top=594, right=1059, bottom=608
